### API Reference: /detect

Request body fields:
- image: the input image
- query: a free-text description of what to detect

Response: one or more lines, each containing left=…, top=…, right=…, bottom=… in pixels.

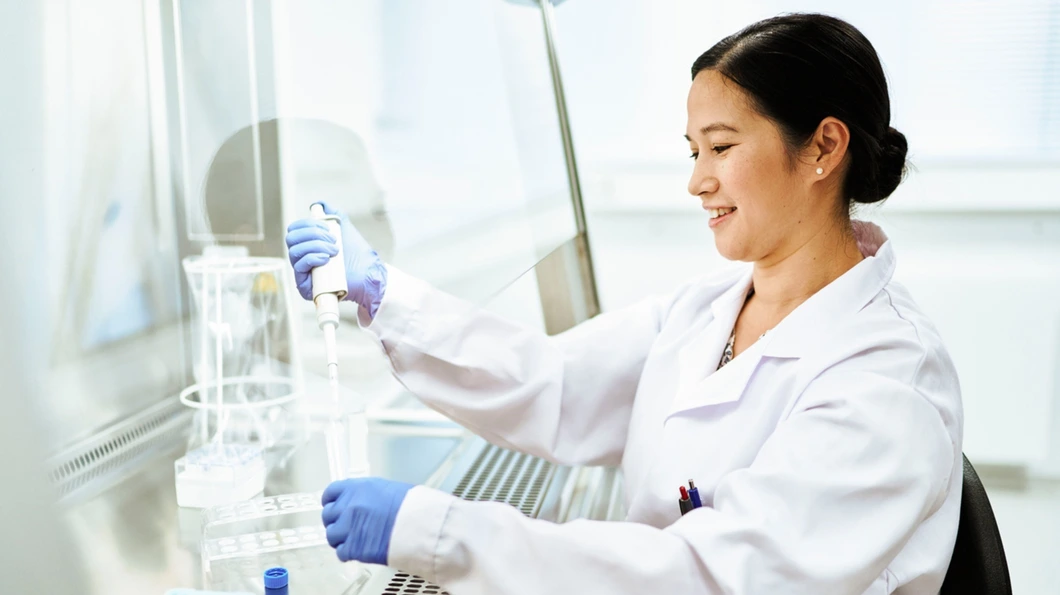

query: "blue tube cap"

left=264, top=567, right=289, bottom=589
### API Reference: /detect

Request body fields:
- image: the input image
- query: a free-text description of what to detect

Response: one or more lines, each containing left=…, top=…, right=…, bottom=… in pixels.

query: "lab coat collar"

left=667, top=222, right=894, bottom=418
left=763, top=222, right=895, bottom=359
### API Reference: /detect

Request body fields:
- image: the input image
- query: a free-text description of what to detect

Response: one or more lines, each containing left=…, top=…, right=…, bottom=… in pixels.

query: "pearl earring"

left=816, top=167, right=824, bottom=175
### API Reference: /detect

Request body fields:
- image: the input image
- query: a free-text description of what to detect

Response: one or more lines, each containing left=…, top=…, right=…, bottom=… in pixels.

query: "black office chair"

left=939, top=454, right=1012, bottom=595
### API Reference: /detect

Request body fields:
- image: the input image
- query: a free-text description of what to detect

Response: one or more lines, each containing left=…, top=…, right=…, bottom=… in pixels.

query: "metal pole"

left=534, top=0, right=602, bottom=329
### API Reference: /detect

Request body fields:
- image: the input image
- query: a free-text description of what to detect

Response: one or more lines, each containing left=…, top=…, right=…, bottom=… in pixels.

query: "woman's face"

left=686, top=70, right=830, bottom=264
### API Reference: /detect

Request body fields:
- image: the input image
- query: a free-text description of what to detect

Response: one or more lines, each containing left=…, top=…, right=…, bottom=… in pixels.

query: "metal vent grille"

left=381, top=445, right=557, bottom=594
left=46, top=398, right=190, bottom=503
left=450, top=444, right=556, bottom=516
left=384, top=573, right=448, bottom=595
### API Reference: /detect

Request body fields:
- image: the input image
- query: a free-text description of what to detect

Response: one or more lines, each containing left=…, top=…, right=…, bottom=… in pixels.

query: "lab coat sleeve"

left=361, top=266, right=674, bottom=467
left=386, top=369, right=956, bottom=595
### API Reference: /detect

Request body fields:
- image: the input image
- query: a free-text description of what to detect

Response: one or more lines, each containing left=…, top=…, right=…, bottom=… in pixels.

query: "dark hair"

left=691, top=13, right=907, bottom=206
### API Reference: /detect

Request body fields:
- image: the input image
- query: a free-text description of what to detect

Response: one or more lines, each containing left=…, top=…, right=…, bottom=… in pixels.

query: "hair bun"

left=863, top=126, right=908, bottom=203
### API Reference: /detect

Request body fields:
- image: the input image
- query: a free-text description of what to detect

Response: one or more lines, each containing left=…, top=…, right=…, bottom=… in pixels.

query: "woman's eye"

left=712, top=145, right=733, bottom=154
left=689, top=152, right=699, bottom=160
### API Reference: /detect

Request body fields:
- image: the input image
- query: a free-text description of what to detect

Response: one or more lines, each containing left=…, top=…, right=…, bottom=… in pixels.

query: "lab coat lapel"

left=665, top=231, right=897, bottom=419
left=668, top=268, right=755, bottom=418
left=670, top=335, right=769, bottom=418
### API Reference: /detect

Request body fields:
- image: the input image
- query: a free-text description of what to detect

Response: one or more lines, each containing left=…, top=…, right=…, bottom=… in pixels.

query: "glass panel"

left=174, top=0, right=266, bottom=242
left=276, top=0, right=578, bottom=304
left=39, top=0, right=185, bottom=448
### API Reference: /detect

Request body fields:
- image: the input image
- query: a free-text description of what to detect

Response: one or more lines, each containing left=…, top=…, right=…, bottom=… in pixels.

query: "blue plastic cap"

left=264, top=567, right=289, bottom=589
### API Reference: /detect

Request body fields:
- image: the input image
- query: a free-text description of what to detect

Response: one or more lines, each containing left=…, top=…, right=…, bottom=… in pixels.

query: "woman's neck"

left=749, top=218, right=864, bottom=316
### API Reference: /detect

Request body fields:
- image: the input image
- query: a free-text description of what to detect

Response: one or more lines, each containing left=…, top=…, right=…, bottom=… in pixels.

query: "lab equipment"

left=286, top=204, right=372, bottom=481
left=174, top=444, right=266, bottom=509
left=285, top=201, right=388, bottom=318
left=321, top=477, right=413, bottom=564
left=174, top=250, right=302, bottom=508
left=264, top=567, right=289, bottom=595
left=307, top=203, right=350, bottom=482
left=38, top=0, right=601, bottom=589
left=308, top=202, right=347, bottom=382
left=201, top=492, right=370, bottom=592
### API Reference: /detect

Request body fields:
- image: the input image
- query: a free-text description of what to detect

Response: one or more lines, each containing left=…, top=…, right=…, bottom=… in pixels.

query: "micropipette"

left=309, top=204, right=349, bottom=481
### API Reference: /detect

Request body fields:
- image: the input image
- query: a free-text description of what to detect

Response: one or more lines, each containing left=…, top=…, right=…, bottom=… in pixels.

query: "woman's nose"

left=688, top=167, right=719, bottom=197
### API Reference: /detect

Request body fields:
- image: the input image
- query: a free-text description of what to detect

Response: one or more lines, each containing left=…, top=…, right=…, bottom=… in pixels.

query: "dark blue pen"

left=688, top=479, right=702, bottom=509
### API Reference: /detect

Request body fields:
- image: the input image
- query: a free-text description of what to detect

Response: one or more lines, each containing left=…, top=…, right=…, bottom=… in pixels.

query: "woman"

left=286, top=13, right=962, bottom=595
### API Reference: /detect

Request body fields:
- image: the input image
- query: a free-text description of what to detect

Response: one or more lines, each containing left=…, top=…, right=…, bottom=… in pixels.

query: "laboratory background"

left=0, top=0, right=1057, bottom=593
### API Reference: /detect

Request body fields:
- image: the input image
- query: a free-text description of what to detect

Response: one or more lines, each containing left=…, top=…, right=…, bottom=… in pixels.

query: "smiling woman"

left=683, top=14, right=912, bottom=358
left=285, top=12, right=964, bottom=595
left=684, top=14, right=907, bottom=267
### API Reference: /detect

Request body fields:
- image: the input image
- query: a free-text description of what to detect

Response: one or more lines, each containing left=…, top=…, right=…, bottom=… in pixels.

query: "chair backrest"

left=939, top=454, right=1013, bottom=595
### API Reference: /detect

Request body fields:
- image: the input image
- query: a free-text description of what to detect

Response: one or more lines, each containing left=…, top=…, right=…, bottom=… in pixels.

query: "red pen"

left=678, top=486, right=693, bottom=515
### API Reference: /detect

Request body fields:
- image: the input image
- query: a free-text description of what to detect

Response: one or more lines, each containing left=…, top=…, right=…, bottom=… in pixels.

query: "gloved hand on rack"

left=322, top=477, right=414, bottom=565
left=285, top=201, right=389, bottom=318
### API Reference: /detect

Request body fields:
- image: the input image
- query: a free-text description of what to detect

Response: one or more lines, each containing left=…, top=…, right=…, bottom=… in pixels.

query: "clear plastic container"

left=325, top=407, right=371, bottom=481
left=300, top=371, right=371, bottom=481
left=176, top=251, right=307, bottom=508
left=175, top=443, right=266, bottom=509
left=201, top=492, right=371, bottom=593
left=179, top=253, right=302, bottom=451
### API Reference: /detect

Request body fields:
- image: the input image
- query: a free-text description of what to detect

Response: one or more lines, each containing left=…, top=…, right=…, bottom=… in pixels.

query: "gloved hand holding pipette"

left=285, top=201, right=388, bottom=319
left=286, top=201, right=379, bottom=482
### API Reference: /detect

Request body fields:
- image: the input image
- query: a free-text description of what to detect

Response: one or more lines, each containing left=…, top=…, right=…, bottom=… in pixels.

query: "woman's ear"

left=806, top=117, right=850, bottom=179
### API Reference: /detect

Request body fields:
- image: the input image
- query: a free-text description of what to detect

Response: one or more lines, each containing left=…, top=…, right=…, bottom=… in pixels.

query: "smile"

left=706, top=206, right=736, bottom=228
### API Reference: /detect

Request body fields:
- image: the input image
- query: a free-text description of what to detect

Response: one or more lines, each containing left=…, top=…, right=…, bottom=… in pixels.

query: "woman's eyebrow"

left=684, top=123, right=740, bottom=141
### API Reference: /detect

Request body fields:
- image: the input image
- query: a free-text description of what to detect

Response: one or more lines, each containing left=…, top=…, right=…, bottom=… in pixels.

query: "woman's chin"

left=714, top=239, right=747, bottom=262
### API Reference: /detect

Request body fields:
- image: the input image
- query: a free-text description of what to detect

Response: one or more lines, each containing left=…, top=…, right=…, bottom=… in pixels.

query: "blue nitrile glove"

left=285, top=201, right=388, bottom=318
left=321, top=477, right=414, bottom=565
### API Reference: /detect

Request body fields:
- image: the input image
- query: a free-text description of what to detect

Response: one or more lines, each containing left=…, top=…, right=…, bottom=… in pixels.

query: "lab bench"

left=62, top=412, right=623, bottom=594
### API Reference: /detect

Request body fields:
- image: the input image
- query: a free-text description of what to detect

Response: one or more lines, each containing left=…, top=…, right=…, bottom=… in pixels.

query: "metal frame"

left=533, top=0, right=602, bottom=334
left=157, top=0, right=286, bottom=260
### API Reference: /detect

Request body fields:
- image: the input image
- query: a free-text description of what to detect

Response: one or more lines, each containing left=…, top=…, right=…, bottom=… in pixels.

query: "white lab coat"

left=364, top=225, right=963, bottom=595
